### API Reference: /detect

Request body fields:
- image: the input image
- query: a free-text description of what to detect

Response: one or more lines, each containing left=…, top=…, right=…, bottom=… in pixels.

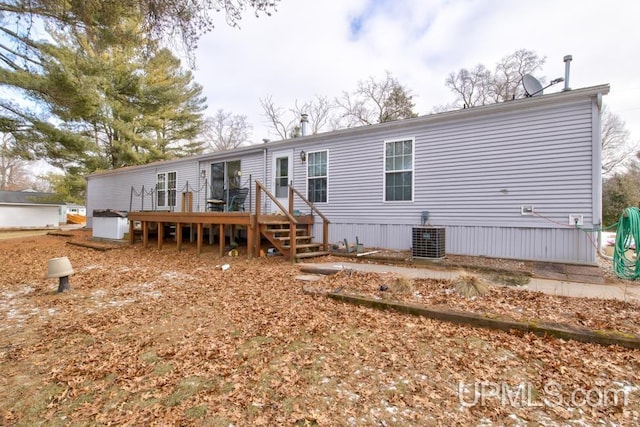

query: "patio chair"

left=206, top=192, right=226, bottom=212
left=228, top=188, right=249, bottom=211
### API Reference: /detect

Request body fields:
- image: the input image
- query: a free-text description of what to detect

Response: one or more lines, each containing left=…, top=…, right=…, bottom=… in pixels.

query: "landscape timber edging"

left=66, top=241, right=121, bottom=251
left=302, top=286, right=640, bottom=350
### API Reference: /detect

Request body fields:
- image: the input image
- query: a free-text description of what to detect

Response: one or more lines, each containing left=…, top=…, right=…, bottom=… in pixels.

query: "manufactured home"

left=86, top=84, right=609, bottom=264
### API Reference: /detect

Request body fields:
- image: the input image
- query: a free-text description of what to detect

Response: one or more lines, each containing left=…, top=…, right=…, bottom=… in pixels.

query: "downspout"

left=262, top=139, right=269, bottom=213
left=593, top=92, right=610, bottom=260
left=196, top=161, right=201, bottom=212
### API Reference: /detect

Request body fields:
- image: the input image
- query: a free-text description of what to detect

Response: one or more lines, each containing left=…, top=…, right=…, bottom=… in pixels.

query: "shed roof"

left=0, top=190, right=65, bottom=205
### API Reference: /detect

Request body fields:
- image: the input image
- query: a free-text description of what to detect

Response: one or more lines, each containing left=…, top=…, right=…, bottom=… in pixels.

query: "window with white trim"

left=384, top=139, right=413, bottom=201
left=307, top=150, right=328, bottom=203
left=157, top=171, right=177, bottom=208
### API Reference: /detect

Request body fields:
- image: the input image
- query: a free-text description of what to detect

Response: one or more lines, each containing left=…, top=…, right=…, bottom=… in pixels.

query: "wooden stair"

left=259, top=220, right=329, bottom=260
left=254, top=181, right=331, bottom=262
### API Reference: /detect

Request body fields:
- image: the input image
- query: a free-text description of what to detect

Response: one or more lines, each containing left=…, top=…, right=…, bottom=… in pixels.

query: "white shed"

left=0, top=190, right=64, bottom=229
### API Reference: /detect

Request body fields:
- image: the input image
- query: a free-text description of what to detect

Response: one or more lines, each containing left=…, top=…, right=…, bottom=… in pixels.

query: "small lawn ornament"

left=47, top=257, right=74, bottom=292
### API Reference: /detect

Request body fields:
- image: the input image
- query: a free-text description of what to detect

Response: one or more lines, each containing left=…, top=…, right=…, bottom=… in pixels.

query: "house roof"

left=86, top=83, right=610, bottom=179
left=0, top=190, right=65, bottom=206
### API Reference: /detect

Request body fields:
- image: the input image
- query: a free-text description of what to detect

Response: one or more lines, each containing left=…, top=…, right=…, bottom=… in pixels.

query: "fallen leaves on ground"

left=316, top=270, right=640, bottom=336
left=0, top=231, right=638, bottom=426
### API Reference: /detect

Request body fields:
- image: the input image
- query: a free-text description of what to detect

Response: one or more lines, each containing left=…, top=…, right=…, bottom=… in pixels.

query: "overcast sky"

left=192, top=0, right=640, bottom=144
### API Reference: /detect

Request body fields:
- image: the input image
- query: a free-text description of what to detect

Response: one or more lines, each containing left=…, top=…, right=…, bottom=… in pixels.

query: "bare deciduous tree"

left=336, top=71, right=417, bottom=126
left=444, top=64, right=492, bottom=108
left=491, top=49, right=546, bottom=102
left=601, top=106, right=639, bottom=177
left=293, top=96, right=334, bottom=135
left=0, top=133, right=31, bottom=190
left=202, top=110, right=252, bottom=152
left=260, top=95, right=293, bottom=140
left=442, top=49, right=546, bottom=109
left=260, top=95, right=337, bottom=140
left=261, top=73, right=417, bottom=138
left=30, top=174, right=53, bottom=193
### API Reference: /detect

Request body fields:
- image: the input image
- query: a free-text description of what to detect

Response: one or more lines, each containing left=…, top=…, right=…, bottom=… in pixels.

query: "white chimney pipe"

left=300, top=113, right=309, bottom=136
left=563, top=55, right=572, bottom=91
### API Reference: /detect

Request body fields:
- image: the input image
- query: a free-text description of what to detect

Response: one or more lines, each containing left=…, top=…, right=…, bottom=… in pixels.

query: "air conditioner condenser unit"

left=412, top=226, right=445, bottom=259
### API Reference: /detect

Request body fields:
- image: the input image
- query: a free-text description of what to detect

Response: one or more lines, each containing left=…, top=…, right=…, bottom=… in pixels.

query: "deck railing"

left=254, top=180, right=331, bottom=261
left=254, top=180, right=298, bottom=261
left=288, top=185, right=330, bottom=252
left=129, top=185, right=156, bottom=212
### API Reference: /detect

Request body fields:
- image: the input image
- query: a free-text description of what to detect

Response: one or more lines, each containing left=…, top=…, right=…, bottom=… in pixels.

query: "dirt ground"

left=1, top=230, right=639, bottom=425
left=0, top=229, right=50, bottom=240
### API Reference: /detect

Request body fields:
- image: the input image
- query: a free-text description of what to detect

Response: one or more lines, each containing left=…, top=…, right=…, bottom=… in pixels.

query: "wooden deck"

left=127, top=211, right=314, bottom=258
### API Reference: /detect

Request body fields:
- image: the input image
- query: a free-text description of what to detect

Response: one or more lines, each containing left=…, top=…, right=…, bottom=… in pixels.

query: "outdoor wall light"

left=236, top=170, right=243, bottom=177
left=200, top=169, right=206, bottom=179
left=300, top=150, right=306, bottom=162
left=47, top=256, right=74, bottom=292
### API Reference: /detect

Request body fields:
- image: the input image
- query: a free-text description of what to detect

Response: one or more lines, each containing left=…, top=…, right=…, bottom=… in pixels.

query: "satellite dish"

left=522, top=74, right=544, bottom=97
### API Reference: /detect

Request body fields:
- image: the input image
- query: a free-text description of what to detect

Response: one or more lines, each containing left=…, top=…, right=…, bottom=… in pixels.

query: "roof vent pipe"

left=300, top=113, right=309, bottom=136
left=563, top=55, right=572, bottom=91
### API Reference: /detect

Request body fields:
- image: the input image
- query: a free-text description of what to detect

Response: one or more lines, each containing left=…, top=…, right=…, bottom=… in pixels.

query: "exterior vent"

left=412, top=226, right=445, bottom=259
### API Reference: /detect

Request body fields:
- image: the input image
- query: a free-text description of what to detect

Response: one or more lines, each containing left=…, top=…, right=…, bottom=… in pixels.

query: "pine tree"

left=139, top=48, right=207, bottom=158
left=0, top=0, right=275, bottom=200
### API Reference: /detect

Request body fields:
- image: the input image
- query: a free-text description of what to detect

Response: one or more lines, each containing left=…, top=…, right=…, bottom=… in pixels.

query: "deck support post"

left=323, top=221, right=329, bottom=251
left=176, top=223, right=183, bottom=251
left=255, top=184, right=262, bottom=257
left=157, top=222, right=164, bottom=249
left=196, top=223, right=203, bottom=255
left=219, top=224, right=225, bottom=257
left=248, top=216, right=256, bottom=258
left=142, top=221, right=149, bottom=248
left=127, top=211, right=258, bottom=260
left=129, top=219, right=135, bottom=244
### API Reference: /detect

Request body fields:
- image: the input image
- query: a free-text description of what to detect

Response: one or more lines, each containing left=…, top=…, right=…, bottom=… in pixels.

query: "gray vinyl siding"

left=197, top=151, right=264, bottom=213
left=294, top=98, right=594, bottom=225
left=235, top=152, right=265, bottom=213
left=85, top=85, right=606, bottom=264
left=87, top=153, right=264, bottom=225
left=86, top=159, right=201, bottom=225
left=418, top=100, right=594, bottom=228
left=296, top=96, right=599, bottom=264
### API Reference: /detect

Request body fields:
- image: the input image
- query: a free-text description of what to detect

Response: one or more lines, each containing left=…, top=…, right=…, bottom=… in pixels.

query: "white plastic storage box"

left=92, top=209, right=129, bottom=239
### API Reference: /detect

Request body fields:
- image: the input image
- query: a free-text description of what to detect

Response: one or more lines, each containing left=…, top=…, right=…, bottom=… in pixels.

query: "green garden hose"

left=613, top=207, right=640, bottom=280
